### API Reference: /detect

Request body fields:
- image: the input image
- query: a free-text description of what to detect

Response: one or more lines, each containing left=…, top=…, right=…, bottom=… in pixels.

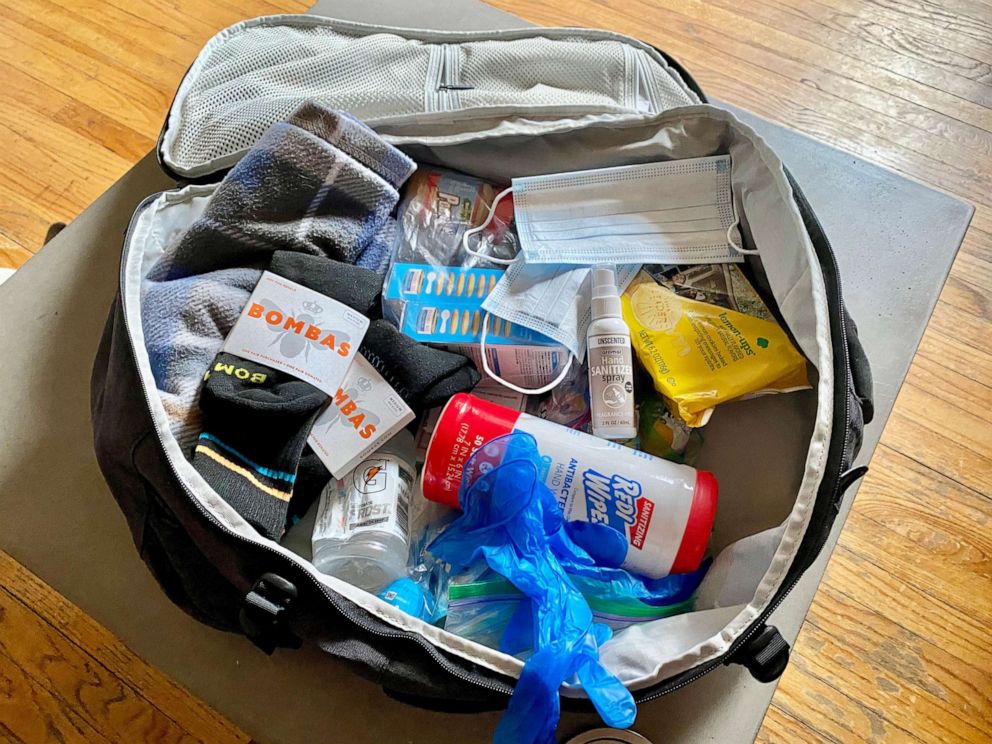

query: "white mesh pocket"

left=169, top=25, right=431, bottom=173
left=162, top=19, right=699, bottom=177
left=454, top=37, right=629, bottom=110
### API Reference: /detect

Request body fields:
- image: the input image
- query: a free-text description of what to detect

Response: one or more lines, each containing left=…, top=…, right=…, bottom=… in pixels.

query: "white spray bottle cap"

left=590, top=264, right=622, bottom=319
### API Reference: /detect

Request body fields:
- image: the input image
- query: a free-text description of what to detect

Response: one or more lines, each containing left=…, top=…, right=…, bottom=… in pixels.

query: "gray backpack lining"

left=128, top=102, right=834, bottom=691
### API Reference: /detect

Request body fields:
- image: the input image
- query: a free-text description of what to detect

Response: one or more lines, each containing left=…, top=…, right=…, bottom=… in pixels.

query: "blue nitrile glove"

left=553, top=513, right=709, bottom=609
left=563, top=520, right=629, bottom=567
left=428, top=433, right=636, bottom=744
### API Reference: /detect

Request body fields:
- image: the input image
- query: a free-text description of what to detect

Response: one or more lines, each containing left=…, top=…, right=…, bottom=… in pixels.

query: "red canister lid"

left=669, top=470, right=719, bottom=574
left=421, top=393, right=522, bottom=509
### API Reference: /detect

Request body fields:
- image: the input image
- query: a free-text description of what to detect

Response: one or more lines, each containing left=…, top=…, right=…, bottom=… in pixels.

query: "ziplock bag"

left=446, top=568, right=702, bottom=648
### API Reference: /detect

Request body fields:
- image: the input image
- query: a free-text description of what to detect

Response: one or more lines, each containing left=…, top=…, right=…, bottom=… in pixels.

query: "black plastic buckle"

left=239, top=573, right=302, bottom=654
left=731, top=624, right=790, bottom=683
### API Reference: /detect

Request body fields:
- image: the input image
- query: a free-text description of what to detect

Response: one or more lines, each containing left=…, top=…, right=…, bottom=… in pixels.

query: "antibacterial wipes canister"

left=422, top=394, right=717, bottom=578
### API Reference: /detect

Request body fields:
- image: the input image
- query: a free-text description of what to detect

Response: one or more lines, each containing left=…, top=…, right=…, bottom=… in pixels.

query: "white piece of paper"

left=307, top=354, right=415, bottom=478
left=223, top=271, right=369, bottom=396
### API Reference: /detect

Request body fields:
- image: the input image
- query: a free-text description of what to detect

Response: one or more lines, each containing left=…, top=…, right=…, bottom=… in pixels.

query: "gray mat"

left=0, top=1, right=970, bottom=742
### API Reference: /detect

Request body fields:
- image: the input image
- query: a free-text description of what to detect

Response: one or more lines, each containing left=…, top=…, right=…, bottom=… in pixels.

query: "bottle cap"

left=422, top=393, right=523, bottom=508
left=591, top=264, right=622, bottom=319
left=566, top=729, right=654, bottom=744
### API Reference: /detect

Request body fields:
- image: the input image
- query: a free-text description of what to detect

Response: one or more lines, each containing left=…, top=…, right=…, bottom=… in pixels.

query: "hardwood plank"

left=0, top=109, right=135, bottom=248
left=52, top=99, right=155, bottom=165
left=100, top=0, right=306, bottom=44
left=815, top=0, right=992, bottom=60
left=866, top=0, right=992, bottom=44
left=756, top=705, right=835, bottom=743
left=906, top=345, right=992, bottom=424
left=771, top=649, right=925, bottom=743
left=952, top=233, right=992, bottom=289
left=899, top=367, right=992, bottom=456
left=826, top=539, right=992, bottom=670
left=0, top=0, right=188, bottom=91
left=505, top=0, right=992, bottom=130
left=881, top=381, right=992, bottom=493
left=798, top=617, right=987, bottom=743
left=881, top=408, right=992, bottom=497
left=915, top=328, right=992, bottom=395
left=941, top=274, right=991, bottom=322
left=714, top=0, right=992, bottom=108
left=0, top=648, right=110, bottom=744
left=0, top=182, right=68, bottom=252
left=840, top=507, right=992, bottom=627
left=0, top=59, right=152, bottom=164
left=805, top=585, right=992, bottom=739
left=45, top=0, right=205, bottom=67
left=897, top=379, right=992, bottom=459
left=961, top=226, right=992, bottom=263
left=782, top=0, right=992, bottom=76
left=681, top=56, right=992, bottom=209
left=923, top=297, right=992, bottom=364
left=0, top=247, right=32, bottom=271
left=0, top=586, right=203, bottom=744
left=865, top=444, right=992, bottom=558
left=620, top=0, right=992, bottom=165
left=0, top=551, right=250, bottom=744
left=0, top=14, right=170, bottom=136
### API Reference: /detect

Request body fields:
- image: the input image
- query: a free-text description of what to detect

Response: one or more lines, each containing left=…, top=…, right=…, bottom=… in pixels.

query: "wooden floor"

left=0, top=0, right=989, bottom=742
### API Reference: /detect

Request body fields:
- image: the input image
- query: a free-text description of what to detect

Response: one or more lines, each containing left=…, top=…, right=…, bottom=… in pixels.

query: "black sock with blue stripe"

left=193, top=353, right=327, bottom=540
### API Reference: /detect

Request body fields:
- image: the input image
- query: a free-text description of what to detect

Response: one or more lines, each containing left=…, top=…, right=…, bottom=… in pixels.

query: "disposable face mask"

left=463, top=155, right=755, bottom=267
left=475, top=262, right=638, bottom=395
left=482, top=262, right=640, bottom=361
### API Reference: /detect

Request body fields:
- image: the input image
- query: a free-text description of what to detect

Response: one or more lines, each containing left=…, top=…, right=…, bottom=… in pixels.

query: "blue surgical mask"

left=463, top=154, right=753, bottom=267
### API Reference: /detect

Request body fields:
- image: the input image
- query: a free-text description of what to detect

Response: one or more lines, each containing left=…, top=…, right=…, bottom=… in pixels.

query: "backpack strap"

left=727, top=624, right=790, bottom=683
left=240, top=572, right=302, bottom=654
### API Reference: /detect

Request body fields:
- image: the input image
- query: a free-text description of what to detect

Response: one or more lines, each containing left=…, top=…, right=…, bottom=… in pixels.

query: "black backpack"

left=91, top=14, right=873, bottom=718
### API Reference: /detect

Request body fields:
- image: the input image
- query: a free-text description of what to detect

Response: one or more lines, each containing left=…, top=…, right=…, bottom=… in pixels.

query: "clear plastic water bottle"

left=312, top=429, right=415, bottom=593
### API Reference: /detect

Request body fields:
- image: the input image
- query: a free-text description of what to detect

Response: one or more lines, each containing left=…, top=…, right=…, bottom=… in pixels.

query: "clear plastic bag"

left=391, top=166, right=518, bottom=268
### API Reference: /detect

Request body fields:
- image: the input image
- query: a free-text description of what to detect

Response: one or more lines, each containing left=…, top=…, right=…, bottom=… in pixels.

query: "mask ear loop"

left=479, top=312, right=574, bottom=394
left=727, top=194, right=759, bottom=256
left=462, top=187, right=518, bottom=265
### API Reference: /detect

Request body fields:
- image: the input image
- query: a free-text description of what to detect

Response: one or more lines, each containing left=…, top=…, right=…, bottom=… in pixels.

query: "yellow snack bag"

left=622, top=268, right=810, bottom=427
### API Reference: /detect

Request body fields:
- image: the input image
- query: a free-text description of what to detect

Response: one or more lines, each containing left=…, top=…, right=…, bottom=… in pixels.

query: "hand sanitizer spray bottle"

left=587, top=265, right=637, bottom=440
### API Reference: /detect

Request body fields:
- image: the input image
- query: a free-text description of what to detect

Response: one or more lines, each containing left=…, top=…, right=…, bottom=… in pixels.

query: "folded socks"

left=196, top=252, right=480, bottom=538
left=193, top=353, right=327, bottom=540
left=267, top=251, right=382, bottom=318
left=266, top=250, right=481, bottom=414
left=288, top=319, right=483, bottom=527
left=360, top=320, right=481, bottom=412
